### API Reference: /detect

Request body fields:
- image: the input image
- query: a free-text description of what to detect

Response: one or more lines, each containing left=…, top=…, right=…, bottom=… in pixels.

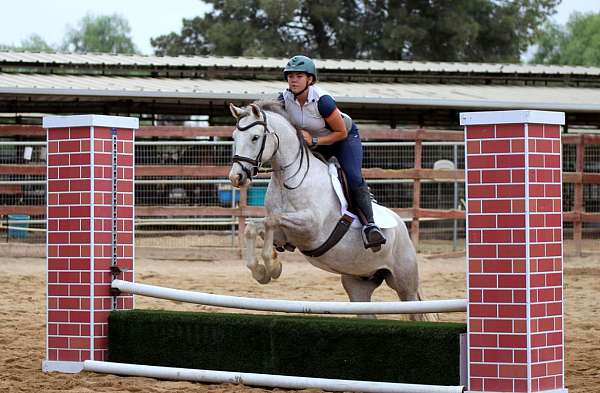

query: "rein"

left=231, top=109, right=310, bottom=190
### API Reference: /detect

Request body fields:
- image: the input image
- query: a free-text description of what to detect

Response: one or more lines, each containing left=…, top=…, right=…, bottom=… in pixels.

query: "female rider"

left=278, top=55, right=386, bottom=252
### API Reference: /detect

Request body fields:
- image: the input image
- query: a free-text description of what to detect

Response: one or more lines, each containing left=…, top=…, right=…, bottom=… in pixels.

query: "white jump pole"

left=83, top=360, right=464, bottom=393
left=112, top=279, right=467, bottom=314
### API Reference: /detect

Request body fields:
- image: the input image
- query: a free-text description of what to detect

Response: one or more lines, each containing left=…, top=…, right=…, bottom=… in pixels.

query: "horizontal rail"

left=0, top=141, right=46, bottom=146
left=136, top=221, right=237, bottom=226
left=134, top=206, right=262, bottom=217
left=0, top=206, right=45, bottom=215
left=0, top=225, right=46, bottom=232
left=0, top=140, right=465, bottom=147
left=83, top=360, right=464, bottom=393
left=4, top=124, right=600, bottom=144
left=135, top=140, right=233, bottom=146
left=0, top=180, right=46, bottom=185
left=111, top=279, right=467, bottom=314
left=6, top=205, right=600, bottom=224
left=4, top=165, right=600, bottom=184
left=135, top=179, right=268, bottom=185
left=0, top=125, right=467, bottom=141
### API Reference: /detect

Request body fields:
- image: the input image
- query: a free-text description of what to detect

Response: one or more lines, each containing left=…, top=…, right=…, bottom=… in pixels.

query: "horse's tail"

left=415, top=288, right=439, bottom=322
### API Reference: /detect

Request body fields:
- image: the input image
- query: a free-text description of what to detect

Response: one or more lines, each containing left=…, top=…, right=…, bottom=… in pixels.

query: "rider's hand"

left=301, top=130, right=312, bottom=145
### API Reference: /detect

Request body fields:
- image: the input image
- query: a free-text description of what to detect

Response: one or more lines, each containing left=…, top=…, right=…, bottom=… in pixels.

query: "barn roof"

left=1, top=51, right=599, bottom=78
left=1, top=52, right=600, bottom=127
left=1, top=72, right=599, bottom=111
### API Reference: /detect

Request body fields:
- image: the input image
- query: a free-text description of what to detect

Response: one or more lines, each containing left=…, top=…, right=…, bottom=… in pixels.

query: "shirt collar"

left=284, top=85, right=318, bottom=105
left=306, top=85, right=319, bottom=103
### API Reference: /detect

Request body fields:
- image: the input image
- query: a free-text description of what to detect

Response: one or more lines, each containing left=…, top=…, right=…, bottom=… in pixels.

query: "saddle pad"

left=328, top=164, right=398, bottom=229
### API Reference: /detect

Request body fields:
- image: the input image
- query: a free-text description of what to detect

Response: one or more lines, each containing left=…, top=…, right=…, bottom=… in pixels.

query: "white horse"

left=228, top=102, right=426, bottom=320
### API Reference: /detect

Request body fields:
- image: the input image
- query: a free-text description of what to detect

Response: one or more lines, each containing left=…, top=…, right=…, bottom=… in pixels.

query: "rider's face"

left=287, top=72, right=312, bottom=94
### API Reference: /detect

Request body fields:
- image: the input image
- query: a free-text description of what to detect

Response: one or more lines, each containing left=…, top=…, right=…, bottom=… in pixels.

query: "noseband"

left=231, top=109, right=310, bottom=190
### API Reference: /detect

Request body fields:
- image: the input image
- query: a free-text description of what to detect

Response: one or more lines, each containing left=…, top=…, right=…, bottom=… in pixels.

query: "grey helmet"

left=283, top=55, right=317, bottom=83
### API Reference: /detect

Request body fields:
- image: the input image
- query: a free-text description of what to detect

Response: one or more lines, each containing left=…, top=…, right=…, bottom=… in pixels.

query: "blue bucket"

left=218, top=186, right=240, bottom=206
left=8, top=214, right=30, bottom=238
left=247, top=186, right=267, bottom=206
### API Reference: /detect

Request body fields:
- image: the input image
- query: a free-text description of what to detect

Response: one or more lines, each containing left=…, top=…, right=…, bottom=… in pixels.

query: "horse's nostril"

left=237, top=174, right=243, bottom=182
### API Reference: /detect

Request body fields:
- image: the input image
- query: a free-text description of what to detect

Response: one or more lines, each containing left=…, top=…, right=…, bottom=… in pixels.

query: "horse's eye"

left=252, top=135, right=260, bottom=142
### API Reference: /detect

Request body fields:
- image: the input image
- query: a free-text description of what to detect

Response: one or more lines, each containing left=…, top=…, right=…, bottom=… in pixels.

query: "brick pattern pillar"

left=43, top=115, right=138, bottom=373
left=462, top=111, right=567, bottom=393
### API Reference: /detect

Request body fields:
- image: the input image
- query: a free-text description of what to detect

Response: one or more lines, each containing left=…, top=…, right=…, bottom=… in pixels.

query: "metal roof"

left=1, top=72, right=600, bottom=113
left=2, top=51, right=600, bottom=76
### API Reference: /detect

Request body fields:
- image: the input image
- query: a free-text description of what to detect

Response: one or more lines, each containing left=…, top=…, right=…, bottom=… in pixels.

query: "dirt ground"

left=0, top=241, right=598, bottom=392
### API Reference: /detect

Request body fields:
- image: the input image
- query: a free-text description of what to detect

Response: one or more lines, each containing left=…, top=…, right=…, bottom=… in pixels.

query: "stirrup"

left=362, top=224, right=387, bottom=252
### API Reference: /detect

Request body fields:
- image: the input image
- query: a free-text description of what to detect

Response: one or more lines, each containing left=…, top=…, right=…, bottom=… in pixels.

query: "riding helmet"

left=283, top=55, right=317, bottom=82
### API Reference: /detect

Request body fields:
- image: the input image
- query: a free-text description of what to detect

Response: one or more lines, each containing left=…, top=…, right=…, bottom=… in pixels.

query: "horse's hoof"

left=252, top=265, right=271, bottom=284
left=270, top=261, right=283, bottom=279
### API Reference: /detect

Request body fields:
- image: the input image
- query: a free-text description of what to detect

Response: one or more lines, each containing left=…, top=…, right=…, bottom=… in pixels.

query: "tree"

left=62, top=13, right=137, bottom=54
left=0, top=34, right=54, bottom=52
left=151, top=0, right=301, bottom=57
left=151, top=0, right=559, bottom=62
left=531, top=11, right=600, bottom=66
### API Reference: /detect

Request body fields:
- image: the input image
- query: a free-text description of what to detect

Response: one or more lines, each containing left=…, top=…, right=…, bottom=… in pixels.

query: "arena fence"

left=0, top=123, right=597, bottom=254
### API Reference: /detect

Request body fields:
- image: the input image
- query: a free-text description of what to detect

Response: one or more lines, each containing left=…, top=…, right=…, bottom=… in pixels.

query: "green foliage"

left=109, top=309, right=466, bottom=385
left=532, top=11, right=600, bottom=66
left=62, top=13, right=137, bottom=54
left=152, top=0, right=559, bottom=62
left=0, top=34, right=54, bottom=52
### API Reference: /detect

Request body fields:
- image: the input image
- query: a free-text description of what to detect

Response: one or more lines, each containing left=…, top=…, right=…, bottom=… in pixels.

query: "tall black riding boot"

left=352, top=184, right=387, bottom=252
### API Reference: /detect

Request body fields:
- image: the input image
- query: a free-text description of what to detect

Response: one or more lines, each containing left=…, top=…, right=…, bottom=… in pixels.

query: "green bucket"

left=247, top=186, right=267, bottom=206
left=8, top=214, right=30, bottom=238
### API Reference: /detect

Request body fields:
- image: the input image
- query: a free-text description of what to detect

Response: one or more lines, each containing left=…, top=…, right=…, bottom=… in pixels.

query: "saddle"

left=317, top=156, right=398, bottom=230
left=314, top=155, right=355, bottom=215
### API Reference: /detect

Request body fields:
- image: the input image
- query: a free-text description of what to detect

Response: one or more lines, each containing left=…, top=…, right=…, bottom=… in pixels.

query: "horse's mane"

left=252, top=99, right=292, bottom=124
left=251, top=99, right=308, bottom=149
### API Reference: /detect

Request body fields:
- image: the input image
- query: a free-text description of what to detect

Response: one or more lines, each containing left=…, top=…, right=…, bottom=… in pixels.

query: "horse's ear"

left=229, top=103, right=246, bottom=119
left=249, top=103, right=261, bottom=119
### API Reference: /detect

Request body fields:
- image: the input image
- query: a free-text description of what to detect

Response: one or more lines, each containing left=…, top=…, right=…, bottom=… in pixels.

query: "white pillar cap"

left=460, top=110, right=565, bottom=126
left=43, top=115, right=139, bottom=129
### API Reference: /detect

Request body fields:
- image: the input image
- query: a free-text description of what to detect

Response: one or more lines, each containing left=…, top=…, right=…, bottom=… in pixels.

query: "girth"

left=294, top=158, right=356, bottom=258
left=300, top=213, right=354, bottom=258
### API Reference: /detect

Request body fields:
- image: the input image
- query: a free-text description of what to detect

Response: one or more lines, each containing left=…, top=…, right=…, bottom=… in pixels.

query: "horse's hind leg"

left=341, top=273, right=384, bottom=319
left=384, top=269, right=437, bottom=322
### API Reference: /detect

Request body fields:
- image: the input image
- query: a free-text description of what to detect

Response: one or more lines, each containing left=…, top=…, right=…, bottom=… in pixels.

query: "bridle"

left=231, top=109, right=310, bottom=190
left=231, top=109, right=272, bottom=179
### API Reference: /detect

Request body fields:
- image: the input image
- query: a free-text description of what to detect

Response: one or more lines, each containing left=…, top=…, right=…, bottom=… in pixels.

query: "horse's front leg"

left=243, top=220, right=271, bottom=284
left=260, top=223, right=283, bottom=281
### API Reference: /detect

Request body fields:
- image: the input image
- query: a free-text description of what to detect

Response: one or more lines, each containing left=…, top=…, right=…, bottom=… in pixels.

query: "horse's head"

left=228, top=103, right=278, bottom=188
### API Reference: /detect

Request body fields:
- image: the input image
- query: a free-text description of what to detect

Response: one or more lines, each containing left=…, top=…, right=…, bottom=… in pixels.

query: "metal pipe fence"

left=0, top=133, right=590, bottom=253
